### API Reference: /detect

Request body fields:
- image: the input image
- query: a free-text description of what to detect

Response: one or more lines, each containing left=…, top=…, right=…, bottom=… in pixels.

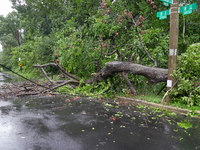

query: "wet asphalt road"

left=0, top=72, right=200, bottom=150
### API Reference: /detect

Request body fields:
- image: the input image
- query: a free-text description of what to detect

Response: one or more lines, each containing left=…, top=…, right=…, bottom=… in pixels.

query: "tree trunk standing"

left=166, top=0, right=179, bottom=103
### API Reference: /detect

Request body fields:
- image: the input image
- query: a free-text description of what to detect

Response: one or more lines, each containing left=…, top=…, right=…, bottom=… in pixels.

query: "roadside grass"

left=135, top=94, right=162, bottom=104
left=121, top=92, right=200, bottom=112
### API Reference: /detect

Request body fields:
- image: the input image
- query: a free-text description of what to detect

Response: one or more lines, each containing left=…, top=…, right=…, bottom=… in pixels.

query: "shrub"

left=170, top=43, right=200, bottom=106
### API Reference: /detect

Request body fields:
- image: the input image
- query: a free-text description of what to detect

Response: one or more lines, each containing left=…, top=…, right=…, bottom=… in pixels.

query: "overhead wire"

left=0, top=64, right=49, bottom=89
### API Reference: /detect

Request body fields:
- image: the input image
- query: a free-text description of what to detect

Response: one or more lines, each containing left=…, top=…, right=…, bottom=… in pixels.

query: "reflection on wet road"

left=0, top=72, right=200, bottom=150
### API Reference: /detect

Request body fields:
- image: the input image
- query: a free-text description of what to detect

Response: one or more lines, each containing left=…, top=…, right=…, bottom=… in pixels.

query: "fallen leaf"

left=81, top=111, right=87, bottom=114
left=99, top=142, right=106, bottom=145
left=65, top=99, right=70, bottom=102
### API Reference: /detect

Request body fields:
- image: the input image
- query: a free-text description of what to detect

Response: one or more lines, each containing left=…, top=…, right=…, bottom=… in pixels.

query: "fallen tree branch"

left=16, top=92, right=41, bottom=97
left=157, top=83, right=167, bottom=95
left=84, top=61, right=97, bottom=70
left=102, top=50, right=117, bottom=56
left=136, top=28, right=157, bottom=67
left=33, top=63, right=80, bottom=81
left=188, top=84, right=200, bottom=104
left=161, top=80, right=178, bottom=103
left=43, top=80, right=80, bottom=93
left=125, top=7, right=157, bottom=67
left=37, top=63, right=65, bottom=84
left=85, top=61, right=168, bottom=84
left=122, top=72, right=137, bottom=95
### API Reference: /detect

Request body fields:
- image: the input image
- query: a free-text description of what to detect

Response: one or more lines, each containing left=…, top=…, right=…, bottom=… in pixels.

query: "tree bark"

left=85, top=61, right=168, bottom=84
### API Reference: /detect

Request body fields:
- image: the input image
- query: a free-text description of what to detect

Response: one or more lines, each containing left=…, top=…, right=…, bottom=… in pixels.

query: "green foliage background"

left=0, top=0, right=200, bottom=105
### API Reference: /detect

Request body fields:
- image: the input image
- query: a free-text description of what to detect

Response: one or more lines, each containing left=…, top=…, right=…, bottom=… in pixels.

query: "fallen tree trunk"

left=85, top=61, right=168, bottom=84
left=1, top=61, right=169, bottom=97
left=29, top=61, right=168, bottom=95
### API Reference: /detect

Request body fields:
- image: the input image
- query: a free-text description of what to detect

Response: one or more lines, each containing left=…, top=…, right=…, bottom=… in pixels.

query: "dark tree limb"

left=125, top=7, right=157, bottom=67
left=136, top=28, right=157, bottom=67
left=161, top=80, right=178, bottom=103
left=122, top=72, right=137, bottom=95
left=84, top=61, right=97, bottom=70
left=157, top=83, right=167, bottom=95
left=188, top=83, right=200, bottom=104
left=43, top=80, right=80, bottom=93
left=36, top=63, right=65, bottom=84
left=16, top=92, right=40, bottom=97
left=85, top=61, right=168, bottom=84
left=33, top=63, right=80, bottom=81
left=129, top=52, right=135, bottom=62
left=102, top=50, right=117, bottom=56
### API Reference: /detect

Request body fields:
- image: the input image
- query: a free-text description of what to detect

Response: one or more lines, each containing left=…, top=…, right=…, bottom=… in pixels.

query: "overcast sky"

left=0, top=0, right=14, bottom=51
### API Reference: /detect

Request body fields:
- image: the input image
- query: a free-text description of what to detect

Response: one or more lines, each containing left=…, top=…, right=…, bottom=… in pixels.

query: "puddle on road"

left=0, top=95, right=200, bottom=150
left=0, top=101, right=12, bottom=107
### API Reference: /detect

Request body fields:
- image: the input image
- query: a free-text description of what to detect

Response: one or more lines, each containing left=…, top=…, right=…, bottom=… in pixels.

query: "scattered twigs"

left=125, top=6, right=157, bottom=67
left=122, top=72, right=137, bottom=95
left=102, top=50, right=117, bottom=56
left=136, top=28, right=157, bottom=67
left=161, top=80, right=178, bottom=103
left=16, top=92, right=40, bottom=97
left=129, top=52, right=135, bottom=62
left=84, top=61, right=97, bottom=70
left=32, top=63, right=80, bottom=81
left=157, top=83, right=167, bottom=95
left=59, top=70, right=71, bottom=79
left=57, top=64, right=80, bottom=81
left=43, top=80, right=80, bottom=93
left=38, top=63, right=65, bottom=84
left=31, top=63, right=82, bottom=95
left=188, top=84, right=200, bottom=104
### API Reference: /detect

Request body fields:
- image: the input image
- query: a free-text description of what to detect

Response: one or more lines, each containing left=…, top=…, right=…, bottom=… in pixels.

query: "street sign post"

left=163, top=2, right=169, bottom=7
left=160, top=0, right=173, bottom=4
left=157, top=1, right=197, bottom=102
left=179, top=3, right=197, bottom=15
left=157, top=3, right=197, bottom=19
left=157, top=9, right=170, bottom=20
left=166, top=0, right=179, bottom=103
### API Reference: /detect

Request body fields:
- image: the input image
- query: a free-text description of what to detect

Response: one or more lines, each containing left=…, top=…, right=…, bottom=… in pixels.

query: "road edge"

left=116, top=96, right=200, bottom=117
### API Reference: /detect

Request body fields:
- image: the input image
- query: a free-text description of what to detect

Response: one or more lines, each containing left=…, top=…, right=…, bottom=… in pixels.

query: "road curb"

left=116, top=96, right=200, bottom=117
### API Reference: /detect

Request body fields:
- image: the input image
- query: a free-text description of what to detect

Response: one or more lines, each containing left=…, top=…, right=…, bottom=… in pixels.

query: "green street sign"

left=159, top=15, right=167, bottom=20
left=179, top=3, right=197, bottom=16
left=183, top=9, right=192, bottom=15
left=160, top=0, right=173, bottom=4
left=157, top=9, right=170, bottom=20
left=163, top=2, right=169, bottom=7
left=157, top=3, right=197, bottom=20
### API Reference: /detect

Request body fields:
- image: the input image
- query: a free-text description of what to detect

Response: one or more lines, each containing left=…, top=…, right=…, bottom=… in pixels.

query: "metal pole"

left=166, top=0, right=179, bottom=103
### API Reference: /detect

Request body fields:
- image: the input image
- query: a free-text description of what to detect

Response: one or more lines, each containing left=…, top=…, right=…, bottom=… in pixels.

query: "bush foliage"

left=171, top=43, right=200, bottom=106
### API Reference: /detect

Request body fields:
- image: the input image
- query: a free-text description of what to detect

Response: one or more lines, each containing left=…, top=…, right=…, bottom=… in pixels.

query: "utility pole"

left=157, top=1, right=196, bottom=102
left=166, top=0, right=179, bottom=103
